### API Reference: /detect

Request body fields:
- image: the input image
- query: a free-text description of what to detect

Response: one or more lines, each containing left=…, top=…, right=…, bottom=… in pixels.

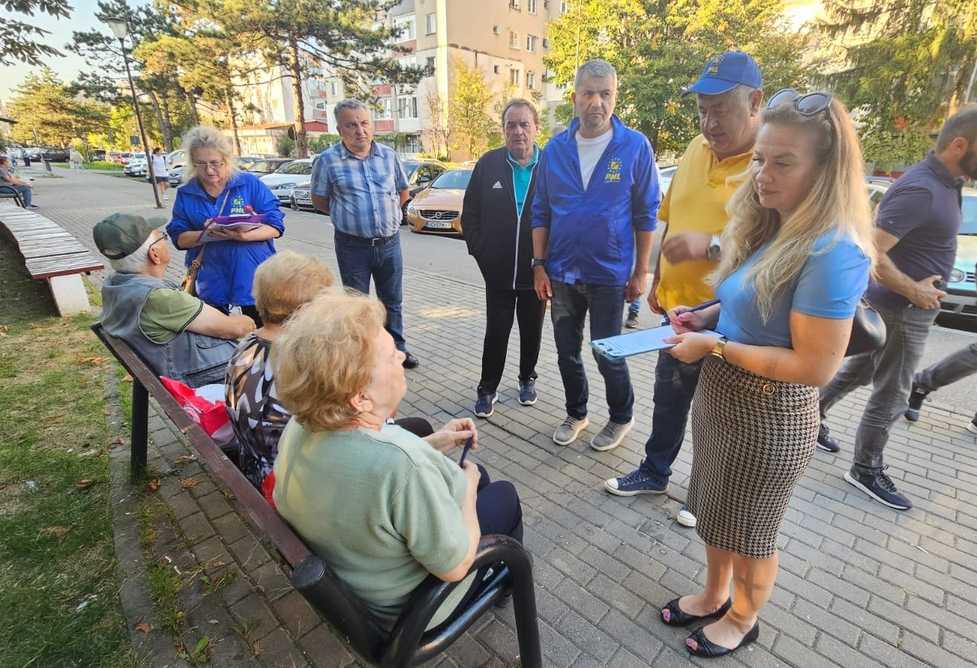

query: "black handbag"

left=845, top=301, right=886, bottom=356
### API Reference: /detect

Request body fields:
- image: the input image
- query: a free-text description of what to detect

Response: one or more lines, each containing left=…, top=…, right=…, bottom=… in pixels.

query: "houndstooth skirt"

left=687, top=355, right=819, bottom=558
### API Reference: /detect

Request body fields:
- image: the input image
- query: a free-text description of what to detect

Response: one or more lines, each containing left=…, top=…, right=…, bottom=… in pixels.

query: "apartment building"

left=235, top=0, right=569, bottom=158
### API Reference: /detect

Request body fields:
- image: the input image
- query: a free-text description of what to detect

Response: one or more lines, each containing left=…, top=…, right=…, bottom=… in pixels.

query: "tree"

left=819, top=0, right=977, bottom=167
left=422, top=89, right=451, bottom=160
left=0, top=0, right=71, bottom=66
left=449, top=59, right=498, bottom=160
left=188, top=0, right=425, bottom=158
left=7, top=68, right=109, bottom=147
left=545, top=0, right=812, bottom=155
left=67, top=0, right=194, bottom=151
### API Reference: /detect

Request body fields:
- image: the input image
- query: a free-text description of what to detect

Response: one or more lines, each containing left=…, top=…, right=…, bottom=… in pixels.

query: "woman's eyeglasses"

left=193, top=160, right=226, bottom=171
left=767, top=88, right=833, bottom=117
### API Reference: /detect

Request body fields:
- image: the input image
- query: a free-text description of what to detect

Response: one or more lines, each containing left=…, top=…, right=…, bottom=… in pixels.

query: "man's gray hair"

left=108, top=231, right=157, bottom=274
left=575, top=59, right=617, bottom=89
left=333, top=99, right=370, bottom=122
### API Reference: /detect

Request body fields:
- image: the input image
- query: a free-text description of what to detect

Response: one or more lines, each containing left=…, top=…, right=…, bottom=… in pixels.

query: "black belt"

left=335, top=229, right=398, bottom=247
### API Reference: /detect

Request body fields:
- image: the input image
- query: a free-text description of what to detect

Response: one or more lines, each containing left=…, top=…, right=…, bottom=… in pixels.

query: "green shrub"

left=83, top=161, right=123, bottom=171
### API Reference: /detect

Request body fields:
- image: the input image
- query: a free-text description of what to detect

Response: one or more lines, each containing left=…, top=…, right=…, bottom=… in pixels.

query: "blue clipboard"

left=592, top=326, right=721, bottom=360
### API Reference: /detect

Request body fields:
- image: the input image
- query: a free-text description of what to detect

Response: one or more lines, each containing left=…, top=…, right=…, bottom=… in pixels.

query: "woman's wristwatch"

left=710, top=336, right=728, bottom=360
left=531, top=257, right=547, bottom=269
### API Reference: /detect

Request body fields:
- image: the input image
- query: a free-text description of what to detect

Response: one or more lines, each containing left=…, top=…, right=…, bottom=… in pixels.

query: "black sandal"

left=660, top=597, right=732, bottom=627
left=685, top=621, right=760, bottom=658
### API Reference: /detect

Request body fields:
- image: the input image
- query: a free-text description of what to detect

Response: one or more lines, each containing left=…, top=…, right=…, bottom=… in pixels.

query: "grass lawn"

left=0, top=239, right=137, bottom=667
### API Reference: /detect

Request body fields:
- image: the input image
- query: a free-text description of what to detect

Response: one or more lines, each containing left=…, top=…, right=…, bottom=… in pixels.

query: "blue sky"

left=1, top=0, right=149, bottom=101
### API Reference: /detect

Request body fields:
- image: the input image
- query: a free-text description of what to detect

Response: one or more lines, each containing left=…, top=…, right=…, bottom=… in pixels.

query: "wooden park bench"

left=0, top=202, right=103, bottom=316
left=91, top=322, right=543, bottom=668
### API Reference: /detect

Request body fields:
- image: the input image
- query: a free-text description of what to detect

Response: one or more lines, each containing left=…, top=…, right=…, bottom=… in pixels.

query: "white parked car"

left=124, top=153, right=148, bottom=177
left=259, top=158, right=314, bottom=205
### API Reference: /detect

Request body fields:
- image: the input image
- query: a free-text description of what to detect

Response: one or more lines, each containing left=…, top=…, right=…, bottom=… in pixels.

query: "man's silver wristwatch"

left=706, top=234, right=721, bottom=261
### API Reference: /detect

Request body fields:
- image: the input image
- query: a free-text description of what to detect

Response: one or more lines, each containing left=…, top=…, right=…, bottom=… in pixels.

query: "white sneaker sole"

left=843, top=472, right=911, bottom=510
left=590, top=418, right=635, bottom=452
left=676, top=509, right=697, bottom=528
left=553, top=417, right=589, bottom=445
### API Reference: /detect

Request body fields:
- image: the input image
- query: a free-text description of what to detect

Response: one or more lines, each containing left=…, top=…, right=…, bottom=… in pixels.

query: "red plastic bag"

left=160, top=376, right=230, bottom=436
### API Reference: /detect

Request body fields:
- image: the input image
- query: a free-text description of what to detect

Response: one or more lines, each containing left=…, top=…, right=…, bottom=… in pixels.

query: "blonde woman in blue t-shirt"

left=656, top=92, right=875, bottom=658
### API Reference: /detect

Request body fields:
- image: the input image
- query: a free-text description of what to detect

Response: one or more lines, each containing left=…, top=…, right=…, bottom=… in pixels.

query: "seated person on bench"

left=94, top=213, right=256, bottom=387
left=0, top=155, right=35, bottom=208
left=272, top=291, right=524, bottom=629
left=225, top=250, right=335, bottom=498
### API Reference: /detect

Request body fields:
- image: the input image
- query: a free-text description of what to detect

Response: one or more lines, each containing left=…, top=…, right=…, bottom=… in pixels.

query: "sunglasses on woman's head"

left=767, top=88, right=833, bottom=117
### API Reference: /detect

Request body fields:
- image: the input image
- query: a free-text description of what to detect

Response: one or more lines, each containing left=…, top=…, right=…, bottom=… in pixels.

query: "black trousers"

left=478, top=287, right=545, bottom=394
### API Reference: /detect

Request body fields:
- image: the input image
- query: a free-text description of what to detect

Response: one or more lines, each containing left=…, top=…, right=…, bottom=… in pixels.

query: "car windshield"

left=278, top=161, right=312, bottom=175
left=432, top=170, right=472, bottom=189
left=962, top=194, right=977, bottom=235
left=249, top=161, right=280, bottom=172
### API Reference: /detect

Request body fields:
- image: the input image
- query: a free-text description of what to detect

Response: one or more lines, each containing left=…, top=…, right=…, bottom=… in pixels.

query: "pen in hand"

left=660, top=298, right=720, bottom=326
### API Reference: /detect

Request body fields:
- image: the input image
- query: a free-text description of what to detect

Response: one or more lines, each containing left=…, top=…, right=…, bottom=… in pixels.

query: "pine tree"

left=0, top=0, right=71, bottom=66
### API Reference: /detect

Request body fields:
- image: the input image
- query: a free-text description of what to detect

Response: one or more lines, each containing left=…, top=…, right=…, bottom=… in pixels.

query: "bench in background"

left=0, top=202, right=103, bottom=316
left=91, top=322, right=542, bottom=668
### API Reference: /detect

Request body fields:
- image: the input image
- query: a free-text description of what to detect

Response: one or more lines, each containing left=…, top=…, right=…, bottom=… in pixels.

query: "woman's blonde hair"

left=272, top=290, right=386, bottom=432
left=710, top=96, right=876, bottom=321
left=252, top=251, right=334, bottom=324
left=182, top=125, right=237, bottom=182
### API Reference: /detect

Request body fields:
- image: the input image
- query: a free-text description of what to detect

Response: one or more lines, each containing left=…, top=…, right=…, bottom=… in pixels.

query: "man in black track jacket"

left=463, top=98, right=545, bottom=418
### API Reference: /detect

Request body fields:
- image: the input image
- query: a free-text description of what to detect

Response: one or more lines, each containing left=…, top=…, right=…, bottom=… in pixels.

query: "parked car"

left=41, top=147, right=69, bottom=162
left=290, top=184, right=321, bottom=212
left=658, top=164, right=677, bottom=192
left=166, top=149, right=187, bottom=172
left=259, top=158, right=314, bottom=204
left=404, top=168, right=472, bottom=235
left=124, top=153, right=148, bottom=177
left=400, top=159, right=448, bottom=221
left=90, top=149, right=106, bottom=161
left=166, top=164, right=184, bottom=186
left=110, top=151, right=133, bottom=165
left=941, top=187, right=977, bottom=320
left=242, top=158, right=292, bottom=175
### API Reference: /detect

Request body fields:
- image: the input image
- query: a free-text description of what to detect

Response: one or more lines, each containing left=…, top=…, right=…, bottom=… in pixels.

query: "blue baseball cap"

left=684, top=51, right=763, bottom=96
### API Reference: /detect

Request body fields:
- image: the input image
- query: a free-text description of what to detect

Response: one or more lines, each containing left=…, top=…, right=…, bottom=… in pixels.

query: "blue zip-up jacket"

left=532, top=115, right=660, bottom=285
left=168, top=171, right=285, bottom=307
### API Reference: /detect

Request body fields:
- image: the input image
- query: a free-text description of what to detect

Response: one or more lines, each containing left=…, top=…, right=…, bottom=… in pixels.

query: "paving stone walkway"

left=19, top=168, right=977, bottom=667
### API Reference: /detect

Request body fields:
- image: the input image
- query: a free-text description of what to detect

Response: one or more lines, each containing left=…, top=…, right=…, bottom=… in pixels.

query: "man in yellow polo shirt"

left=605, top=52, right=763, bottom=525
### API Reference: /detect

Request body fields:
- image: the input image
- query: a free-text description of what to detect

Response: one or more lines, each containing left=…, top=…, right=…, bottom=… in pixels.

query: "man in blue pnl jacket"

left=532, top=59, right=661, bottom=451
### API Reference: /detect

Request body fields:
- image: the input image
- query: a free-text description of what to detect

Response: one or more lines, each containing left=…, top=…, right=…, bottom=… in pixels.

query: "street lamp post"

left=103, top=16, right=162, bottom=209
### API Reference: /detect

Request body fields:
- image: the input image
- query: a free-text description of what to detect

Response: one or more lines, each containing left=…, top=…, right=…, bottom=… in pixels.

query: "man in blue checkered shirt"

left=311, top=99, right=418, bottom=368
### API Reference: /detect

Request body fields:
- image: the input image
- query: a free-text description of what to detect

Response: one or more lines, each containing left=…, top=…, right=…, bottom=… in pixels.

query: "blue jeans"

left=9, top=184, right=31, bottom=207
left=639, top=354, right=703, bottom=485
left=333, top=230, right=406, bottom=351
left=551, top=280, right=633, bottom=423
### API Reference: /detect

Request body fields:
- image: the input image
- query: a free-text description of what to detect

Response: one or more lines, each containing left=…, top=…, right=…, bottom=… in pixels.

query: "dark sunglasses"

left=767, top=88, right=833, bottom=116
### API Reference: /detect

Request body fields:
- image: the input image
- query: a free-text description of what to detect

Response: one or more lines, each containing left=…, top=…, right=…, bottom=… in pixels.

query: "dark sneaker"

left=473, top=392, right=497, bottom=418
left=904, top=383, right=928, bottom=422
left=817, top=423, right=840, bottom=453
left=625, top=312, right=639, bottom=329
left=604, top=468, right=667, bottom=496
left=517, top=380, right=538, bottom=406
left=844, top=466, right=912, bottom=510
left=967, top=416, right=977, bottom=435
left=402, top=352, right=419, bottom=369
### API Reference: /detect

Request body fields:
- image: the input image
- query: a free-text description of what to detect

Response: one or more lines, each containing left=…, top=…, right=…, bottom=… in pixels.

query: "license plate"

left=425, top=220, right=453, bottom=230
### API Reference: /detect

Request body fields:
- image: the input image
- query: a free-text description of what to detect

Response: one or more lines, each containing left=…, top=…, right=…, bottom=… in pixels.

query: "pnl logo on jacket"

left=230, top=195, right=247, bottom=214
left=604, top=158, right=623, bottom=183
left=492, top=181, right=503, bottom=189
